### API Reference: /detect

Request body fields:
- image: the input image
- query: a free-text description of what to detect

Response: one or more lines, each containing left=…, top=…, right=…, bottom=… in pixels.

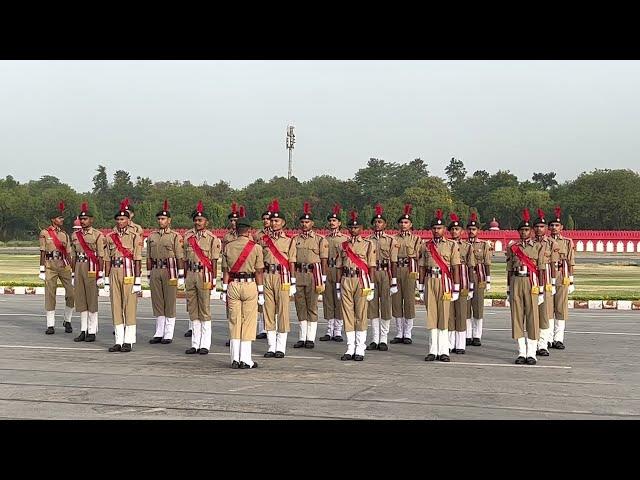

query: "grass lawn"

left=1, top=254, right=639, bottom=300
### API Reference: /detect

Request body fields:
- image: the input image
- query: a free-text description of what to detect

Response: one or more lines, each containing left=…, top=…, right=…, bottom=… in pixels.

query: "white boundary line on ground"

left=428, top=361, right=571, bottom=369
left=0, top=344, right=103, bottom=351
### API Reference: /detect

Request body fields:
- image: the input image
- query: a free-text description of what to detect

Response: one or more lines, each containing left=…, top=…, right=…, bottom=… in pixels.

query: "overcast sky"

left=1, top=60, right=638, bottom=192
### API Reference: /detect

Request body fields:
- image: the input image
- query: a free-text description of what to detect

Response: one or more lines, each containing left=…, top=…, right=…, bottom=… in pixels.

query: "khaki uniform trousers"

left=553, top=273, right=569, bottom=320
left=537, top=287, right=554, bottom=330
left=323, top=267, right=342, bottom=320
left=368, top=269, right=392, bottom=320
left=263, top=272, right=291, bottom=333
left=227, top=281, right=258, bottom=341
left=509, top=276, right=539, bottom=340
left=341, top=277, right=368, bottom=332
left=467, top=272, right=485, bottom=320
left=392, top=266, right=416, bottom=319
left=150, top=267, right=177, bottom=318
left=185, top=271, right=211, bottom=321
left=45, top=261, right=74, bottom=311
left=109, top=268, right=137, bottom=326
left=294, top=270, right=319, bottom=323
left=425, top=277, right=451, bottom=330
left=449, top=296, right=468, bottom=332
left=74, top=262, right=98, bottom=313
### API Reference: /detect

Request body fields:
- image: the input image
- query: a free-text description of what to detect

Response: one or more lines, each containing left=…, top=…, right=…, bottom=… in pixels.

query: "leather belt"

left=512, top=270, right=530, bottom=277
left=151, top=258, right=172, bottom=269
left=110, top=258, right=125, bottom=267
left=342, top=267, right=363, bottom=277
left=45, top=251, right=64, bottom=259
left=264, top=263, right=284, bottom=274
left=328, top=258, right=337, bottom=268
left=186, top=261, right=205, bottom=272
left=397, top=257, right=412, bottom=267
left=376, top=260, right=390, bottom=271
left=295, top=262, right=315, bottom=273
left=230, top=272, right=256, bottom=282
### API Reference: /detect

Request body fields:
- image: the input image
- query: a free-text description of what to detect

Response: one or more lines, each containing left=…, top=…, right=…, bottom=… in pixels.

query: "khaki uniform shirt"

left=335, top=235, right=377, bottom=269
left=419, top=238, right=461, bottom=269
left=222, top=236, right=263, bottom=273
left=39, top=227, right=71, bottom=256
left=71, top=227, right=105, bottom=260
left=183, top=228, right=220, bottom=264
left=394, top=231, right=422, bottom=258
left=147, top=228, right=184, bottom=260
left=105, top=228, right=143, bottom=261
left=551, top=234, right=576, bottom=267
left=505, top=239, right=546, bottom=271
left=368, top=231, right=399, bottom=263
left=253, top=227, right=272, bottom=243
left=222, top=230, right=237, bottom=250
left=259, top=230, right=297, bottom=265
left=292, top=231, right=329, bottom=264
left=455, top=239, right=477, bottom=269
left=468, top=239, right=492, bottom=268
left=326, top=230, right=348, bottom=267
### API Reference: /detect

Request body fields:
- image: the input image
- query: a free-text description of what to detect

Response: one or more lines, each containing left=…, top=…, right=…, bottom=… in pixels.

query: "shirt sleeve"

left=221, top=246, right=228, bottom=270
left=254, top=242, right=264, bottom=269
left=319, top=237, right=329, bottom=260
left=174, top=233, right=185, bottom=260
left=484, top=242, right=493, bottom=266
left=568, top=239, right=576, bottom=266
left=335, top=245, right=343, bottom=269
left=39, top=230, right=47, bottom=251
left=467, top=245, right=477, bottom=268
left=288, top=237, right=297, bottom=264
left=450, top=242, right=461, bottom=267
left=133, top=234, right=143, bottom=261
left=146, top=234, right=152, bottom=259
left=390, top=237, right=399, bottom=262
left=96, top=233, right=106, bottom=260
left=367, top=241, right=377, bottom=268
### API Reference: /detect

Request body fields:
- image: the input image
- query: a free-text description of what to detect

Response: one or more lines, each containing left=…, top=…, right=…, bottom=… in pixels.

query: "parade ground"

left=0, top=295, right=638, bottom=420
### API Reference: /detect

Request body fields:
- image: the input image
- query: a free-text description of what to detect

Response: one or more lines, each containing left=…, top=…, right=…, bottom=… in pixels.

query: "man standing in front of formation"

left=183, top=201, right=220, bottom=355
left=291, top=202, right=329, bottom=349
left=335, top=210, right=376, bottom=361
left=465, top=212, right=492, bottom=347
left=71, top=201, right=105, bottom=343
left=221, top=211, right=264, bottom=369
left=222, top=202, right=241, bottom=347
left=148, top=200, right=185, bottom=345
left=549, top=206, right=575, bottom=350
left=319, top=204, right=347, bottom=343
left=259, top=199, right=296, bottom=359
left=532, top=209, right=559, bottom=357
left=505, top=209, right=546, bottom=365
left=104, top=200, right=143, bottom=352
left=39, top=201, right=75, bottom=335
left=447, top=213, right=476, bottom=354
left=419, top=209, right=460, bottom=362
left=366, top=204, right=398, bottom=352
left=391, top=204, right=422, bottom=345
left=254, top=203, right=273, bottom=340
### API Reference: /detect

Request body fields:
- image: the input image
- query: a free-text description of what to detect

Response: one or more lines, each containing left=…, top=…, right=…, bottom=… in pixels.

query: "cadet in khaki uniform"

left=104, top=201, right=142, bottom=352
left=505, top=209, right=546, bottom=365
left=71, top=201, right=105, bottom=342
left=335, top=211, right=376, bottom=361
left=320, top=204, right=347, bottom=343
left=465, top=213, right=492, bottom=346
left=366, top=204, right=398, bottom=352
left=259, top=199, right=297, bottom=358
left=549, top=206, right=575, bottom=350
left=39, top=201, right=75, bottom=334
left=291, top=202, right=329, bottom=349
left=391, top=204, right=422, bottom=344
left=532, top=209, right=559, bottom=357
left=221, top=219, right=264, bottom=369
left=183, top=201, right=221, bottom=355
left=121, top=198, right=144, bottom=237
left=419, top=209, right=461, bottom=362
left=222, top=203, right=241, bottom=347
left=447, top=213, right=476, bottom=354
left=147, top=200, right=185, bottom=345
left=253, top=204, right=273, bottom=340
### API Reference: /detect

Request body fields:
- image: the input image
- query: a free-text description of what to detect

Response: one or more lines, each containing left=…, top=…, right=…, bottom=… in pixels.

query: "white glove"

left=257, top=285, right=265, bottom=305
left=221, top=283, right=228, bottom=303
left=390, top=278, right=398, bottom=295
left=321, top=274, right=327, bottom=283
left=568, top=284, right=575, bottom=294
left=103, top=278, right=110, bottom=294
left=451, top=284, right=460, bottom=302
left=467, top=289, right=474, bottom=300
left=177, top=269, right=185, bottom=288
left=418, top=283, right=424, bottom=302
left=366, top=285, right=375, bottom=302
left=551, top=285, right=557, bottom=296
left=212, top=278, right=217, bottom=289
left=506, top=290, right=510, bottom=302
left=71, top=273, right=75, bottom=287
left=96, top=271, right=105, bottom=287
left=538, top=294, right=544, bottom=305
left=486, top=282, right=491, bottom=292
left=210, top=289, right=216, bottom=299
left=289, top=283, right=297, bottom=297
left=336, top=283, right=341, bottom=301
left=132, top=277, right=142, bottom=293
left=38, top=266, right=46, bottom=281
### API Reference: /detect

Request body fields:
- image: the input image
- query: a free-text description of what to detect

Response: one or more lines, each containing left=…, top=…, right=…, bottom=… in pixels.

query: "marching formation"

left=38, top=199, right=575, bottom=368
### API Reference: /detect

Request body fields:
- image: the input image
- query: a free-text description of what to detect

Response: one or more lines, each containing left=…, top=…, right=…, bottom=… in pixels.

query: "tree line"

left=1, top=158, right=639, bottom=241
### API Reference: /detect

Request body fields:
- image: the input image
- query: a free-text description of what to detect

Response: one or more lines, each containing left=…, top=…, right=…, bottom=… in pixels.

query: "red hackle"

left=230, top=202, right=238, bottom=215
left=435, top=209, right=443, bottom=220
left=470, top=212, right=478, bottom=222
left=119, top=199, right=127, bottom=212
left=303, top=202, right=311, bottom=215
left=239, top=206, right=246, bottom=218
left=123, top=197, right=130, bottom=210
left=272, top=199, right=280, bottom=213
left=537, top=208, right=545, bottom=219
left=522, top=208, right=531, bottom=222
left=449, top=212, right=459, bottom=222
left=375, top=203, right=383, bottom=216
left=196, top=200, right=204, bottom=214
left=163, top=199, right=169, bottom=212
left=58, top=201, right=65, bottom=213
left=350, top=210, right=358, bottom=222
left=404, top=203, right=412, bottom=216
left=81, top=201, right=88, bottom=212
left=332, top=203, right=341, bottom=216
left=554, top=206, right=561, bottom=219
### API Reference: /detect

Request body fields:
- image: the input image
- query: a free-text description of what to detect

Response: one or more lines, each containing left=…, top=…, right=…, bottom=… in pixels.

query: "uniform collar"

left=194, top=228, right=207, bottom=237
left=328, top=229, right=342, bottom=237
left=399, top=230, right=412, bottom=237
left=551, top=233, right=563, bottom=240
left=521, top=238, right=534, bottom=246
left=373, top=230, right=385, bottom=239
left=82, top=226, right=92, bottom=234
left=433, top=236, right=444, bottom=243
left=50, top=225, right=61, bottom=232
left=270, top=229, right=286, bottom=239
left=158, top=227, right=172, bottom=235
left=116, top=227, right=128, bottom=236
left=350, top=235, right=363, bottom=243
left=299, top=230, right=314, bottom=239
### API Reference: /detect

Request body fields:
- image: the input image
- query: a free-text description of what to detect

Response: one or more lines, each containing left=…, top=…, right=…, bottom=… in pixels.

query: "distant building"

left=489, top=217, right=500, bottom=231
